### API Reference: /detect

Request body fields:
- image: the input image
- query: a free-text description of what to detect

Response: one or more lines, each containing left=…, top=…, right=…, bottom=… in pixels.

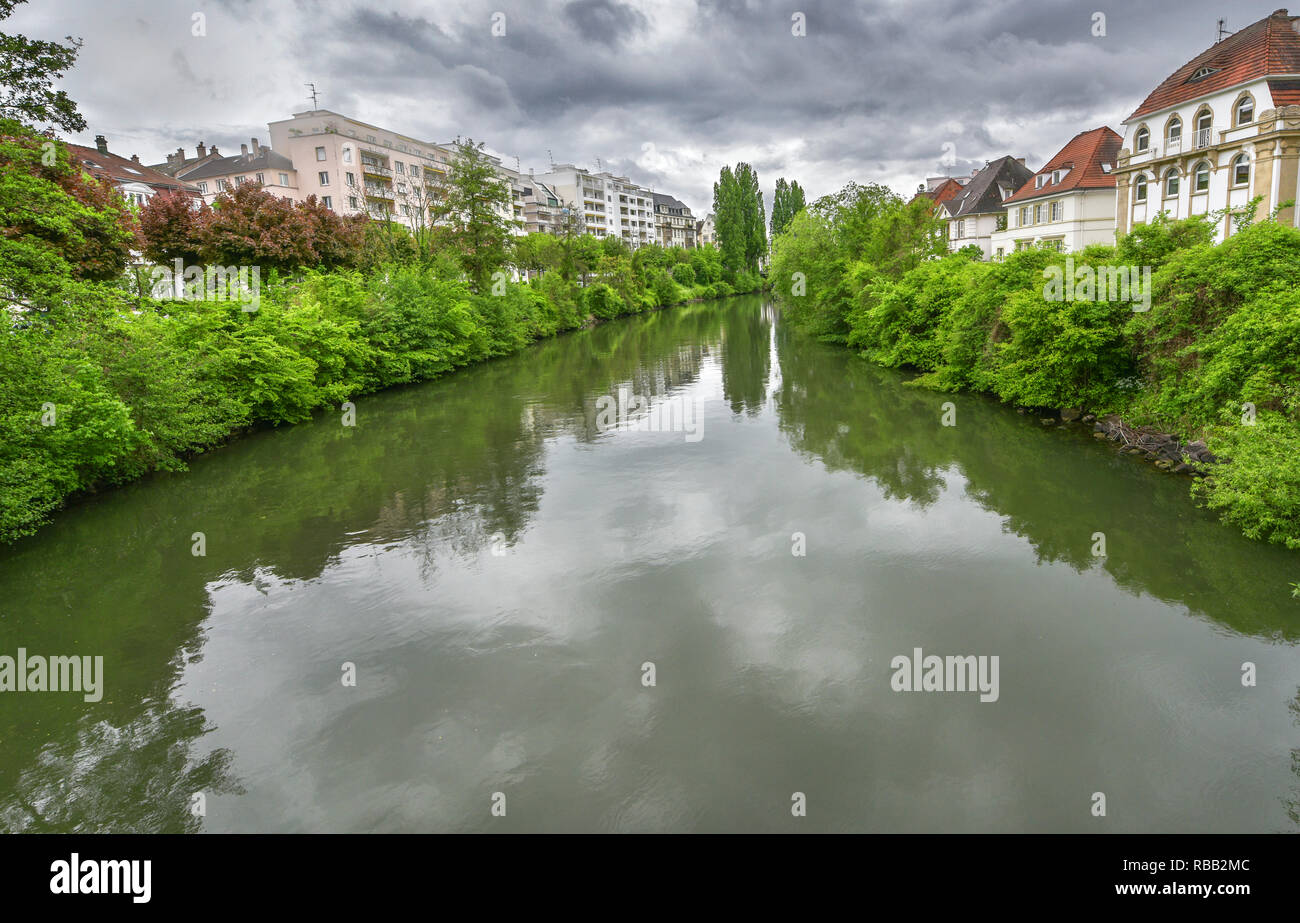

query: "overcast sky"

left=11, top=0, right=1279, bottom=217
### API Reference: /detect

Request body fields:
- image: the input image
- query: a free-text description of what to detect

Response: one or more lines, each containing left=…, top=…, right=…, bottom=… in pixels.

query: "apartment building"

left=152, top=138, right=300, bottom=204
left=990, top=127, right=1122, bottom=257
left=534, top=164, right=656, bottom=247
left=267, top=109, right=462, bottom=231
left=1115, top=9, right=1300, bottom=242
left=652, top=193, right=697, bottom=247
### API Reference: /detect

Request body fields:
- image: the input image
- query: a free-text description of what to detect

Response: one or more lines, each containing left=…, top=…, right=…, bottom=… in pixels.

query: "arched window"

left=1135, top=126, right=1150, bottom=152
left=1195, top=109, right=1213, bottom=148
left=1134, top=174, right=1148, bottom=202
left=1232, top=153, right=1250, bottom=186
left=1165, top=168, right=1180, bottom=197
left=1167, top=116, right=1182, bottom=146
left=1236, top=94, right=1254, bottom=125
left=1193, top=161, right=1211, bottom=192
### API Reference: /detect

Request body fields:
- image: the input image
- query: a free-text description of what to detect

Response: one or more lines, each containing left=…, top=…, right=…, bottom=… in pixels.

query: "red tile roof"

left=929, top=178, right=965, bottom=206
left=1269, top=77, right=1300, bottom=105
left=66, top=143, right=200, bottom=195
left=1128, top=10, right=1300, bottom=120
left=1001, top=127, right=1122, bottom=206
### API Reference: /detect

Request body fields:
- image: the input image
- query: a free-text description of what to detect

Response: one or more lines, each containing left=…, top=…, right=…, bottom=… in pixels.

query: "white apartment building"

left=534, top=164, right=655, bottom=247
left=1115, top=9, right=1300, bottom=242
left=990, top=127, right=1122, bottom=258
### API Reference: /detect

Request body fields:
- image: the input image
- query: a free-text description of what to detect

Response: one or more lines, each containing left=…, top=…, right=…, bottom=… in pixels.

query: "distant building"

left=938, top=156, right=1034, bottom=259
left=910, top=175, right=967, bottom=209
left=652, top=192, right=696, bottom=247
left=1115, top=8, right=1300, bottom=242
left=154, top=138, right=300, bottom=204
left=534, top=164, right=656, bottom=247
left=67, top=135, right=200, bottom=206
left=697, top=213, right=716, bottom=247
left=991, top=126, right=1122, bottom=257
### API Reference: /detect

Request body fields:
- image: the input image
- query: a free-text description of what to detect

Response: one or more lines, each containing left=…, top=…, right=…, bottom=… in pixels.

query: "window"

left=1236, top=95, right=1254, bottom=125
left=1020, top=206, right=1030, bottom=226
left=1134, top=174, right=1147, bottom=202
left=217, top=179, right=229, bottom=191
left=255, top=173, right=265, bottom=185
left=1164, top=168, right=1179, bottom=197
left=321, top=196, right=333, bottom=209
left=234, top=175, right=246, bottom=186
left=395, top=161, right=405, bottom=174
left=1035, top=203, right=1045, bottom=223
left=342, top=147, right=353, bottom=164
left=995, top=247, right=1004, bottom=260
left=1052, top=170, right=1061, bottom=184
left=400, top=204, right=409, bottom=216
left=318, top=171, right=329, bottom=185
left=197, top=182, right=208, bottom=194
left=1188, top=66, right=1219, bottom=81
left=279, top=173, right=289, bottom=186
left=1193, top=161, right=1210, bottom=192
left=1050, top=201, right=1062, bottom=221
left=1167, top=117, right=1181, bottom=145
left=348, top=196, right=358, bottom=209
left=1135, top=127, right=1149, bottom=151
left=1232, top=153, right=1250, bottom=186
left=346, top=172, right=356, bottom=186
left=315, top=146, right=326, bottom=161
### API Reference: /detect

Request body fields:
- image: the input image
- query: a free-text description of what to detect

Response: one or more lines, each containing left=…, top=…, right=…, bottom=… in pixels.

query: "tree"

left=137, top=190, right=208, bottom=265
left=0, top=0, right=86, bottom=132
left=712, top=162, right=766, bottom=278
left=770, top=177, right=806, bottom=238
left=428, top=137, right=518, bottom=292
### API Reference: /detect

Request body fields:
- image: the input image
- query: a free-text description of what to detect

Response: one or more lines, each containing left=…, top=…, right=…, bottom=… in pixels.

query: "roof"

left=1001, top=127, right=1122, bottom=206
left=652, top=192, right=691, bottom=213
left=66, top=143, right=201, bottom=194
left=943, top=156, right=1035, bottom=218
left=1269, top=76, right=1300, bottom=105
left=1128, top=10, right=1300, bottom=120
left=181, top=149, right=295, bottom=181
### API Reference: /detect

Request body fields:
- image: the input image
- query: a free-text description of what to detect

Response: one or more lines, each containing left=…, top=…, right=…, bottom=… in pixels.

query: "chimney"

left=176, top=146, right=184, bottom=163
left=210, top=145, right=219, bottom=155
left=251, top=137, right=259, bottom=152
left=1015, top=157, right=1026, bottom=165
left=197, top=141, right=207, bottom=158
left=240, top=143, right=248, bottom=156
left=130, top=154, right=140, bottom=163
left=94, top=134, right=108, bottom=154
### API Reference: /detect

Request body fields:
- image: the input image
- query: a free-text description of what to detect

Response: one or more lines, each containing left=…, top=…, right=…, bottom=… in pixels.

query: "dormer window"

left=1052, top=170, right=1061, bottom=183
left=1188, top=65, right=1220, bottom=82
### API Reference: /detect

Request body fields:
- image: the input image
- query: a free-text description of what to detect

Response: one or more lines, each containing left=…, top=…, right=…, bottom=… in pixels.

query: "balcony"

left=361, top=161, right=392, bottom=178
left=1194, top=127, right=1213, bottom=149
left=1164, top=137, right=1182, bottom=155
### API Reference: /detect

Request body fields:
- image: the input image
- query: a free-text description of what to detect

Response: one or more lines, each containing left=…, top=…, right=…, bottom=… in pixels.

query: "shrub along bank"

left=771, top=187, right=1300, bottom=551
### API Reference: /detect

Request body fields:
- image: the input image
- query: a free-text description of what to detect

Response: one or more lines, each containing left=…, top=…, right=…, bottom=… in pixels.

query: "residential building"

left=990, top=126, right=1122, bottom=257
left=267, top=109, right=459, bottom=231
left=652, top=192, right=697, bottom=247
left=150, top=141, right=223, bottom=179
left=910, top=175, right=967, bottom=209
left=155, top=138, right=301, bottom=204
left=938, top=156, right=1034, bottom=258
left=67, top=135, right=200, bottom=205
left=534, top=164, right=656, bottom=247
left=519, top=177, right=562, bottom=235
left=698, top=213, right=717, bottom=246
left=1115, top=9, right=1300, bottom=242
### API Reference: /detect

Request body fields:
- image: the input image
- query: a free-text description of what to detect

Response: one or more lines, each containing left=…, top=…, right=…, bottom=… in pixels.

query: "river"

left=1, top=294, right=1297, bottom=832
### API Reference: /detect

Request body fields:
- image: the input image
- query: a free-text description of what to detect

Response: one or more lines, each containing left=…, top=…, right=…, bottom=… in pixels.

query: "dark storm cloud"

left=11, top=0, right=1279, bottom=214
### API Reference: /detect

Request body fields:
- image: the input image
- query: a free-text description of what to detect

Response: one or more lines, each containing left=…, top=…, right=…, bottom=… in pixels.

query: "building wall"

left=1114, top=79, right=1300, bottom=242
left=989, top=188, right=1117, bottom=257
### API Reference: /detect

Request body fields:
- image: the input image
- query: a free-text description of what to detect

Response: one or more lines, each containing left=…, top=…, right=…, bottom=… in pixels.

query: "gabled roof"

left=66, top=143, right=200, bottom=194
left=943, top=156, right=1035, bottom=218
left=1001, top=127, right=1122, bottom=206
left=912, top=177, right=965, bottom=207
left=181, top=149, right=295, bottom=181
left=1128, top=10, right=1300, bottom=120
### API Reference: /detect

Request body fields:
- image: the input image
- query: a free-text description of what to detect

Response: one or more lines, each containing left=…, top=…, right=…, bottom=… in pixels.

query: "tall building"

left=991, top=127, right=1122, bottom=257
left=534, top=164, right=655, bottom=247
left=267, top=109, right=460, bottom=231
left=1115, top=9, right=1300, bottom=241
left=652, top=192, right=697, bottom=247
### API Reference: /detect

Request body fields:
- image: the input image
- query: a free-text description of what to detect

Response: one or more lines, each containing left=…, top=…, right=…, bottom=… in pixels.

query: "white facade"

left=990, top=187, right=1118, bottom=257
left=1116, top=79, right=1294, bottom=242
left=534, top=164, right=655, bottom=247
left=945, top=212, right=1002, bottom=258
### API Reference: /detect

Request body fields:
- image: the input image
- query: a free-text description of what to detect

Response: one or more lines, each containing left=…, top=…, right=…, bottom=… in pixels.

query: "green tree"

left=429, top=137, right=518, bottom=292
left=770, top=177, right=806, bottom=238
left=0, top=0, right=85, bottom=132
left=712, top=162, right=766, bottom=278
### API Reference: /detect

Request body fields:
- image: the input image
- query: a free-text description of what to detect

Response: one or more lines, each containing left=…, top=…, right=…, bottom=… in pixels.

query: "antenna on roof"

left=306, top=82, right=319, bottom=110
left=547, top=148, right=554, bottom=169
left=1216, top=18, right=1228, bottom=43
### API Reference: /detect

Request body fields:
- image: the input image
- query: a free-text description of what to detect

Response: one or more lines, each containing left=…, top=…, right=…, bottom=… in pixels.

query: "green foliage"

left=770, top=177, right=806, bottom=238
left=1193, top=412, right=1300, bottom=550
left=0, top=0, right=86, bottom=132
left=670, top=262, right=696, bottom=286
left=713, top=162, right=766, bottom=277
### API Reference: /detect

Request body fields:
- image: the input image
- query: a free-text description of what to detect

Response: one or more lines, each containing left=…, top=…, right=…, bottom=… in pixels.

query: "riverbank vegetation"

left=0, top=107, right=749, bottom=544
left=771, top=183, right=1300, bottom=550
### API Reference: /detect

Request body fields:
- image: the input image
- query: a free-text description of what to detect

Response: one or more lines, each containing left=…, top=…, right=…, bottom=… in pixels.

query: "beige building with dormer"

left=1114, top=9, right=1300, bottom=242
